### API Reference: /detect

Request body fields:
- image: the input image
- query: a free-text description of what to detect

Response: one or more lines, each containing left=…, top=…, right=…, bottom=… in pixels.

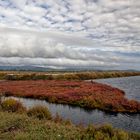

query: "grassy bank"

left=0, top=71, right=140, bottom=80
left=0, top=99, right=140, bottom=140
left=0, top=80, right=140, bottom=113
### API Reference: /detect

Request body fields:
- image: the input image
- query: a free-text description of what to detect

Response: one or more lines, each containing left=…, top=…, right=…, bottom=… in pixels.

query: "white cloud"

left=0, top=0, right=139, bottom=70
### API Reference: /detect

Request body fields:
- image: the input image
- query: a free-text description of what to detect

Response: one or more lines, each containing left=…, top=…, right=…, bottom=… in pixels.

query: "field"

left=0, top=111, right=140, bottom=140
left=0, top=71, right=140, bottom=139
left=0, top=101, right=140, bottom=140
left=0, top=80, right=140, bottom=113
left=0, top=71, right=140, bottom=80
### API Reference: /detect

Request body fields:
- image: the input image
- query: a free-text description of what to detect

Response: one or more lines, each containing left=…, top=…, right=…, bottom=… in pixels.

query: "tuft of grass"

left=117, top=130, right=129, bottom=140
left=0, top=110, right=140, bottom=140
left=0, top=96, right=140, bottom=140
left=27, top=105, right=52, bottom=120
left=1, top=98, right=26, bottom=113
left=53, top=113, right=63, bottom=123
left=99, top=124, right=114, bottom=137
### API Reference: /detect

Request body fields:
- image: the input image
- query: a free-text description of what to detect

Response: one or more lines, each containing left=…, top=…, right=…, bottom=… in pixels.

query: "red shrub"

left=0, top=80, right=139, bottom=113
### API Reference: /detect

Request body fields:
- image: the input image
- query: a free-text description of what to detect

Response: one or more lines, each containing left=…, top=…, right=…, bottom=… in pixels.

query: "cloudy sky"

left=0, top=0, right=140, bottom=70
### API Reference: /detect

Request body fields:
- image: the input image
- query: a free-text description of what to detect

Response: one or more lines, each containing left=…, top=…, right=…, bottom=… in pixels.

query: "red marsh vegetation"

left=0, top=80, right=139, bottom=113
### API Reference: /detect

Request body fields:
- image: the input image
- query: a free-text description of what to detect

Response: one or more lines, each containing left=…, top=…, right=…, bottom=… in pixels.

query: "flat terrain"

left=0, top=80, right=140, bottom=113
left=0, top=110, right=140, bottom=140
left=0, top=71, right=140, bottom=80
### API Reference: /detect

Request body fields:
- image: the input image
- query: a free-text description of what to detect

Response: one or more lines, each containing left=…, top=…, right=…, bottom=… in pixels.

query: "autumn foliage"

left=0, top=80, right=139, bottom=113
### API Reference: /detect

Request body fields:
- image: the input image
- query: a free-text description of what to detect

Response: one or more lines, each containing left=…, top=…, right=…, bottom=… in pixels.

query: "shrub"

left=27, top=105, right=52, bottom=120
left=117, top=130, right=129, bottom=140
left=94, top=131, right=105, bottom=140
left=86, top=124, right=95, bottom=137
left=4, top=74, right=17, bottom=80
left=47, top=96, right=57, bottom=103
left=1, top=98, right=26, bottom=113
left=99, top=124, right=114, bottom=135
left=129, top=132, right=140, bottom=140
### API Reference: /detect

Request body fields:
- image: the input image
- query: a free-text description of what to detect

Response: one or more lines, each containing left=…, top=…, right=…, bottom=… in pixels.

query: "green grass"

left=0, top=110, right=140, bottom=140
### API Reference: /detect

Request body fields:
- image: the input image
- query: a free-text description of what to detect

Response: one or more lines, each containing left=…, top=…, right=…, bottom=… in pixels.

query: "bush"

left=99, top=124, right=114, bottom=136
left=117, top=130, right=129, bottom=140
left=129, top=132, right=140, bottom=140
left=47, top=96, right=57, bottom=103
left=27, top=105, right=52, bottom=120
left=94, top=131, right=105, bottom=140
left=86, top=124, right=95, bottom=137
left=1, top=98, right=26, bottom=113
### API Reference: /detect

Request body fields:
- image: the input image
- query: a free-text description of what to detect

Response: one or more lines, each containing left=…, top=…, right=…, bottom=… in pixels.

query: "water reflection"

left=1, top=76, right=140, bottom=132
left=95, top=76, right=140, bottom=101
left=2, top=96, right=140, bottom=132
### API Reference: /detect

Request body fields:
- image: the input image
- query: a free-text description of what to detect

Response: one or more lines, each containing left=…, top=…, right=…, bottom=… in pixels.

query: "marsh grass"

left=0, top=99, right=139, bottom=140
left=1, top=71, right=140, bottom=81
left=0, top=96, right=140, bottom=140
left=27, top=105, right=52, bottom=120
left=1, top=98, right=26, bottom=113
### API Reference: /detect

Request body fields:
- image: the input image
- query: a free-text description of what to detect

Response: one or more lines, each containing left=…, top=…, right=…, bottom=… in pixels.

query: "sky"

left=0, top=0, right=140, bottom=70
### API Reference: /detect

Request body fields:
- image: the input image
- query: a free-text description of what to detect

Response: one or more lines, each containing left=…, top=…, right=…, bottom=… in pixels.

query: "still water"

left=95, top=76, right=140, bottom=102
left=3, top=76, right=140, bottom=132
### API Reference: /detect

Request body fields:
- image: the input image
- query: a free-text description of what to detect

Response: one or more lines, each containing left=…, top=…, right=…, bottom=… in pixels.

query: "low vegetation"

left=27, top=105, right=52, bottom=120
left=0, top=71, right=140, bottom=80
left=0, top=80, right=140, bottom=113
left=0, top=99, right=139, bottom=140
left=1, top=98, right=26, bottom=113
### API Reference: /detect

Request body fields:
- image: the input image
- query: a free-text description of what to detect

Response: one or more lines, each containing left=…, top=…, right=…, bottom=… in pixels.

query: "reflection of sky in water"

left=3, top=96, right=140, bottom=132
left=95, top=76, right=140, bottom=101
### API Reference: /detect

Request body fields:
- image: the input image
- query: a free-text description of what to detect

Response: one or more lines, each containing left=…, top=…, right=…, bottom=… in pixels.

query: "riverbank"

left=0, top=80, right=140, bottom=113
left=0, top=71, right=140, bottom=80
left=0, top=101, right=140, bottom=140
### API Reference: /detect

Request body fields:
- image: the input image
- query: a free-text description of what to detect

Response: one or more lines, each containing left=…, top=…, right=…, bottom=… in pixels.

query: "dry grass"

left=0, top=110, right=140, bottom=140
left=1, top=98, right=26, bottom=113
left=0, top=99, right=139, bottom=140
left=27, top=105, right=52, bottom=120
left=0, top=71, right=140, bottom=80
